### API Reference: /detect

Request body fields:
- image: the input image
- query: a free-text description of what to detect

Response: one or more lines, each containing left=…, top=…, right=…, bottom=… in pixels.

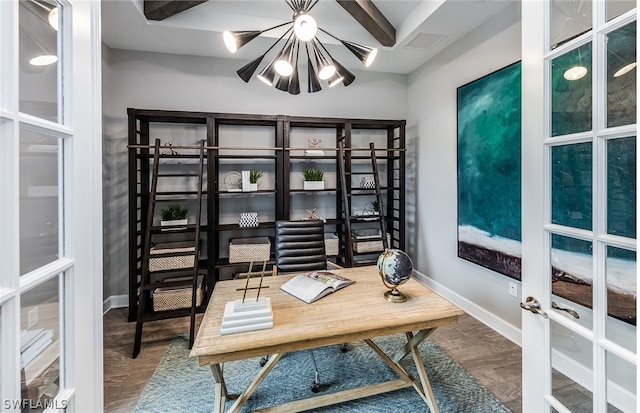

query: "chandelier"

left=223, top=0, right=378, bottom=94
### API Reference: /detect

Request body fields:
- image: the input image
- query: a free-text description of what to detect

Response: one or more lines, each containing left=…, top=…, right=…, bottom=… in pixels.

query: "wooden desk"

left=190, top=266, right=464, bottom=413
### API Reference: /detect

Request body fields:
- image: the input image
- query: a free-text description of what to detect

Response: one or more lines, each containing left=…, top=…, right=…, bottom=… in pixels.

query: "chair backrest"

left=274, top=220, right=327, bottom=274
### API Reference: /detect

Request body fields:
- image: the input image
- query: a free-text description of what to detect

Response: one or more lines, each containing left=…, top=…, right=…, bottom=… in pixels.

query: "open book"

left=280, top=271, right=355, bottom=304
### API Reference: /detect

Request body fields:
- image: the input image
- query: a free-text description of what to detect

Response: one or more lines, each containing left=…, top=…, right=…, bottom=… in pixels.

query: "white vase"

left=304, top=181, right=324, bottom=190
left=249, top=183, right=258, bottom=192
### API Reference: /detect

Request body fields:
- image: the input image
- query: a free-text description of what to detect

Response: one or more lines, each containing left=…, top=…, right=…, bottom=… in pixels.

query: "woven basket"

left=354, top=233, right=391, bottom=253
left=324, top=233, right=339, bottom=256
left=229, top=237, right=271, bottom=263
left=149, top=241, right=196, bottom=272
left=153, top=276, right=203, bottom=311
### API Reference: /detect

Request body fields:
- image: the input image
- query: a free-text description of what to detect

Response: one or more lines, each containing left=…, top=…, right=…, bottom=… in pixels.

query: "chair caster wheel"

left=311, top=382, right=320, bottom=393
left=259, top=356, right=269, bottom=367
left=340, top=343, right=348, bottom=353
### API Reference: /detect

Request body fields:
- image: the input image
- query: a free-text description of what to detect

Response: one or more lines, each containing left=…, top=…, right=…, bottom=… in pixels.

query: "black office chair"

left=268, top=219, right=343, bottom=392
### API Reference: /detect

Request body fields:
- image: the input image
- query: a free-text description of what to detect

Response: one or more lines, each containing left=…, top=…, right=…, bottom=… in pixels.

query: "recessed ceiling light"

left=614, top=62, right=637, bottom=77
left=564, top=65, right=587, bottom=80
left=29, top=54, right=58, bottom=66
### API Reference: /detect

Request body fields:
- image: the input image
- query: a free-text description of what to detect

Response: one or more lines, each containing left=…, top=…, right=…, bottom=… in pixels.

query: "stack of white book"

left=220, top=297, right=273, bottom=335
left=20, top=328, right=53, bottom=368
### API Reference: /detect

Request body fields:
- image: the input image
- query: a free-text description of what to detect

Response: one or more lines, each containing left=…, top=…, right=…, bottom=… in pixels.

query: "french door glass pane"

left=19, top=129, right=60, bottom=275
left=607, top=136, right=636, bottom=238
left=551, top=143, right=593, bottom=230
left=18, top=0, right=59, bottom=123
left=551, top=319, right=594, bottom=411
left=551, top=234, right=593, bottom=323
left=606, top=22, right=637, bottom=128
left=551, top=43, right=593, bottom=136
left=20, top=276, right=60, bottom=411
left=606, top=0, right=636, bottom=22
left=605, top=246, right=636, bottom=346
left=606, top=351, right=636, bottom=412
left=550, top=0, right=593, bottom=49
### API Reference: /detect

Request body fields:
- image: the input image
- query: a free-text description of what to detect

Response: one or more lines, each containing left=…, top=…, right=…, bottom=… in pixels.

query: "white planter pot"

left=249, top=183, right=258, bottom=192
left=304, top=181, right=324, bottom=190
left=161, top=219, right=188, bottom=230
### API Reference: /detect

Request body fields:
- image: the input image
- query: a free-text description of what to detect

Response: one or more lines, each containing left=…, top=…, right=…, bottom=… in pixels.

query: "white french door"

left=522, top=1, right=637, bottom=412
left=0, top=1, right=102, bottom=411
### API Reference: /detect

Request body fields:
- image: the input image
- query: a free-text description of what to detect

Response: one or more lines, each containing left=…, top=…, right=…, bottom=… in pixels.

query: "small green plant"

left=370, top=200, right=380, bottom=212
left=303, top=168, right=324, bottom=181
left=249, top=170, right=262, bottom=184
left=160, top=204, right=189, bottom=221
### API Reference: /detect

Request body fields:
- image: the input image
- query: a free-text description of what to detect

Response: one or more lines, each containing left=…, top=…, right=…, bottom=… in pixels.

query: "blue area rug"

left=135, top=334, right=511, bottom=413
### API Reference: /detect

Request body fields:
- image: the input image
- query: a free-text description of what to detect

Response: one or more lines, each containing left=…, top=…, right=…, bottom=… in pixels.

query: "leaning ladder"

left=337, top=141, right=389, bottom=267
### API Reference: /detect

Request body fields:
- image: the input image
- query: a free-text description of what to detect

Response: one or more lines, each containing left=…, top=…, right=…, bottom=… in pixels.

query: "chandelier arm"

left=263, top=26, right=293, bottom=56
left=307, top=0, right=319, bottom=12
left=315, top=37, right=336, bottom=62
left=317, top=27, right=341, bottom=42
left=284, top=0, right=296, bottom=11
left=262, top=20, right=294, bottom=34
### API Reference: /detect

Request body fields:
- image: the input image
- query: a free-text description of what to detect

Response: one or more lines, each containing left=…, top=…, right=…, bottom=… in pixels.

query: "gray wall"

left=102, top=49, right=408, bottom=300
left=407, top=3, right=523, bottom=339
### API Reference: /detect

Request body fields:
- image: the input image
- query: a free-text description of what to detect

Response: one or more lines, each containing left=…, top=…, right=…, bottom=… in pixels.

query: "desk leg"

left=406, top=332, right=439, bottom=413
left=211, top=364, right=227, bottom=413
left=227, top=352, right=284, bottom=413
left=365, top=332, right=439, bottom=413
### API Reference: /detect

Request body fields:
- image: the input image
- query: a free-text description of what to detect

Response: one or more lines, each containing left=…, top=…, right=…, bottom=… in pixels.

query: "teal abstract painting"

left=457, top=62, right=522, bottom=280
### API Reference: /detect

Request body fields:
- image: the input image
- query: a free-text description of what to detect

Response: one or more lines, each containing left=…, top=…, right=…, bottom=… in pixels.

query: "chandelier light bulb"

left=223, top=31, right=239, bottom=53
left=365, top=48, right=378, bottom=67
left=293, top=13, right=317, bottom=41
left=30, top=54, right=58, bottom=66
left=563, top=65, right=587, bottom=80
left=318, top=64, right=336, bottom=80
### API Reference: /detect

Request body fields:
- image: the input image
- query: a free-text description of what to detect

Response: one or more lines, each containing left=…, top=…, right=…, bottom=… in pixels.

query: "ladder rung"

left=156, top=173, right=200, bottom=177
left=154, top=196, right=202, bottom=202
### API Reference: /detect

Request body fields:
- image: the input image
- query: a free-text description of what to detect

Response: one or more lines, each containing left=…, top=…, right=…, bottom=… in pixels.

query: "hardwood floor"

left=103, top=309, right=523, bottom=412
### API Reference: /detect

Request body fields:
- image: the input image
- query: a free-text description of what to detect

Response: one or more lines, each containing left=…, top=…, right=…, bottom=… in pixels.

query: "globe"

left=376, top=249, right=413, bottom=303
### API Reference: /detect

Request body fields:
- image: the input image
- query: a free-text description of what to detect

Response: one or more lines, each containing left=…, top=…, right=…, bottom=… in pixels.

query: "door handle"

left=552, top=301, right=580, bottom=319
left=520, top=296, right=548, bottom=318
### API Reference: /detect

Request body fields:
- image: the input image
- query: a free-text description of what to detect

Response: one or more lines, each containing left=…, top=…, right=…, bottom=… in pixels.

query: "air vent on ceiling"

left=404, top=33, right=446, bottom=51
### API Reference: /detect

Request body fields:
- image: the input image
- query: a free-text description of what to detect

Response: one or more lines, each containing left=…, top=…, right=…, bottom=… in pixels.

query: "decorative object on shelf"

left=249, top=170, right=262, bottom=192
left=224, top=171, right=243, bottom=191
left=222, top=0, right=378, bottom=94
left=241, top=170, right=251, bottom=192
left=376, top=248, right=413, bottom=303
left=304, top=207, right=325, bottom=221
left=149, top=241, right=196, bottom=272
left=161, top=142, right=182, bottom=155
left=360, top=175, right=375, bottom=189
left=305, top=138, right=324, bottom=156
left=303, top=168, right=324, bottom=190
left=239, top=212, right=259, bottom=228
left=324, top=232, right=339, bottom=256
left=229, top=237, right=271, bottom=263
left=159, top=204, right=189, bottom=229
left=152, top=275, right=203, bottom=311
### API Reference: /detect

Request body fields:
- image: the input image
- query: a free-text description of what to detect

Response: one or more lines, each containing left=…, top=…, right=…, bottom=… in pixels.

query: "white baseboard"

left=103, top=294, right=129, bottom=314
left=412, top=270, right=522, bottom=347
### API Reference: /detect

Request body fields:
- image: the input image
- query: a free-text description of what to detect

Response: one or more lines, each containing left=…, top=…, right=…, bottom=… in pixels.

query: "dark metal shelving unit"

left=128, top=108, right=405, bottom=321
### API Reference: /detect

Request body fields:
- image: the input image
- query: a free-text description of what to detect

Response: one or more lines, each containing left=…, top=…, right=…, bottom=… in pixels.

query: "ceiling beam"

left=335, top=0, right=396, bottom=47
left=143, top=1, right=208, bottom=21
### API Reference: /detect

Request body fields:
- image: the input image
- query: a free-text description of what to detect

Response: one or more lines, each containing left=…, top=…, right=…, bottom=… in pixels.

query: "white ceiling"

left=101, top=0, right=514, bottom=74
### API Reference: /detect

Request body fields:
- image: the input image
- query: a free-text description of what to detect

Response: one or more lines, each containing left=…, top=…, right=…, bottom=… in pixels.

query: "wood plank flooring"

left=103, top=309, right=523, bottom=412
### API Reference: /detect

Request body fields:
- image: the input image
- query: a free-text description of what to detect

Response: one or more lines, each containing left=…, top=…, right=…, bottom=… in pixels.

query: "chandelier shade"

left=223, top=0, right=378, bottom=94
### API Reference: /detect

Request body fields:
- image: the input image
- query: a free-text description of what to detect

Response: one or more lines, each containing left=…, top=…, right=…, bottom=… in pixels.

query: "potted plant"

left=160, top=204, right=189, bottom=229
left=303, top=168, right=324, bottom=190
left=249, top=170, right=262, bottom=192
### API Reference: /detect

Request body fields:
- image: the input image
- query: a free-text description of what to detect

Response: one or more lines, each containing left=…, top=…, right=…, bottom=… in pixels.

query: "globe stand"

left=383, top=287, right=407, bottom=303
